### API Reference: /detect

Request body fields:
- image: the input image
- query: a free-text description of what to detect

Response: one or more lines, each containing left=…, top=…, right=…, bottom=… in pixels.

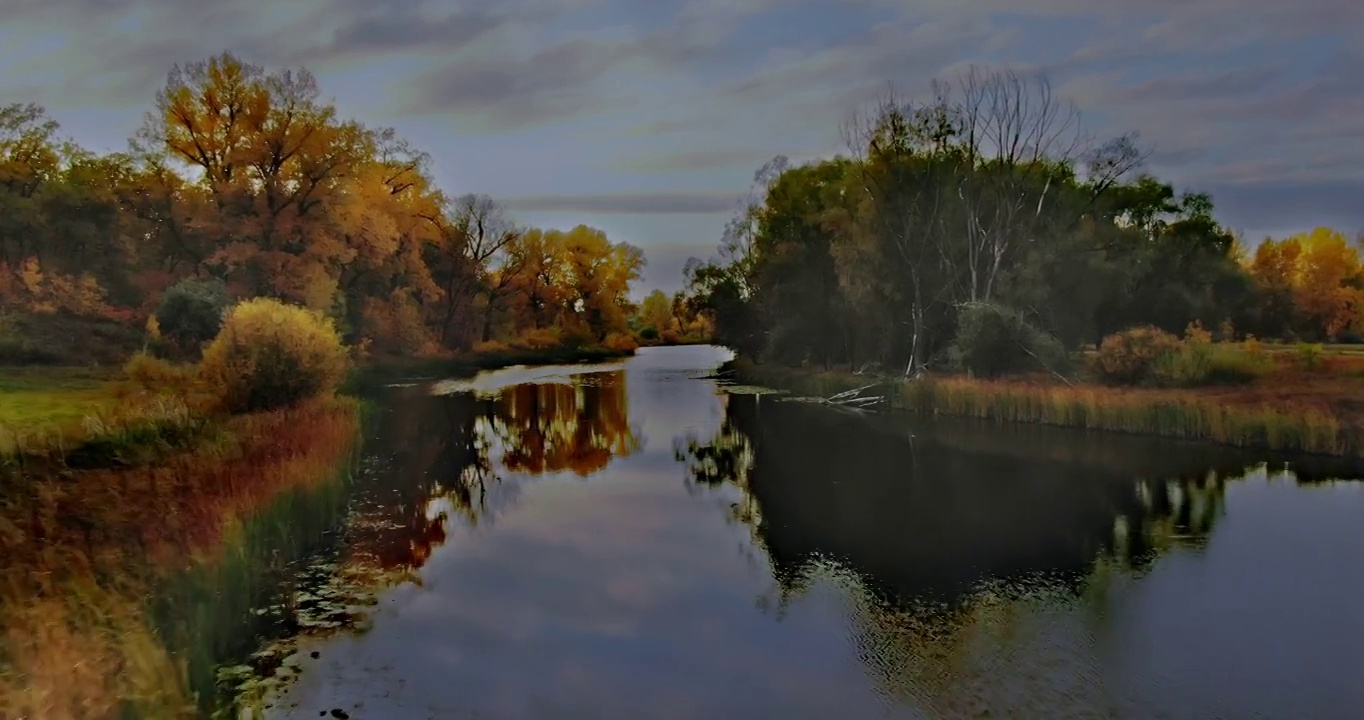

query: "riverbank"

left=730, top=358, right=1364, bottom=457
left=0, top=343, right=639, bottom=718
left=0, top=392, right=361, bottom=718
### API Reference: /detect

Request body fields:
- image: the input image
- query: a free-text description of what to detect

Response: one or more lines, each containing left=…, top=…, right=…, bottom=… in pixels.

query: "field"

left=0, top=367, right=123, bottom=450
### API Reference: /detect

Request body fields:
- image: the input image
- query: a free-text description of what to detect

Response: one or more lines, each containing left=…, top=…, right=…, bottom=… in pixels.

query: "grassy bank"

left=731, top=358, right=1364, bottom=457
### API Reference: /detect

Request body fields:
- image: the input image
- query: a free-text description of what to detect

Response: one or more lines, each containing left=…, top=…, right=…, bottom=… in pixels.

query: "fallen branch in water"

left=822, top=383, right=885, bottom=409
left=827, top=383, right=880, bottom=401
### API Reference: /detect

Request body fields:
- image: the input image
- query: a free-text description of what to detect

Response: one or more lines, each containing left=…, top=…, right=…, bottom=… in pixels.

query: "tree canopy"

left=682, top=66, right=1364, bottom=373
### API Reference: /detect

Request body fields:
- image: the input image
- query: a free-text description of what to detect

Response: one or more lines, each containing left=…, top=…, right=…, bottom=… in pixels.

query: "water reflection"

left=266, top=348, right=1364, bottom=720
left=678, top=394, right=1238, bottom=605
left=348, top=369, right=637, bottom=573
left=486, top=372, right=640, bottom=477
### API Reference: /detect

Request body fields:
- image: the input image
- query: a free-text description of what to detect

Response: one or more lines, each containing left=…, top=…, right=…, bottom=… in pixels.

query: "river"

left=260, top=344, right=1364, bottom=720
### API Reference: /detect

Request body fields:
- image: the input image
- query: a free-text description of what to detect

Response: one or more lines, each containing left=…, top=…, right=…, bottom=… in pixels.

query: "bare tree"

left=450, top=193, right=524, bottom=341
left=922, top=66, right=1145, bottom=303
left=841, top=88, right=961, bottom=377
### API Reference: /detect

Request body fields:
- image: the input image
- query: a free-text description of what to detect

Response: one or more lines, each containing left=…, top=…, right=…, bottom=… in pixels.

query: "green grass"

left=0, top=367, right=125, bottom=453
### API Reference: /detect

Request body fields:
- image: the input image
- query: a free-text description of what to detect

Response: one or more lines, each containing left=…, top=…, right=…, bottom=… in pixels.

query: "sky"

left=2, top=0, right=1361, bottom=296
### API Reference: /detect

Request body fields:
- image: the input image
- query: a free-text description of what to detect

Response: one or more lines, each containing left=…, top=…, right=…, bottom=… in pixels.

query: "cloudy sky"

left=2, top=0, right=1361, bottom=295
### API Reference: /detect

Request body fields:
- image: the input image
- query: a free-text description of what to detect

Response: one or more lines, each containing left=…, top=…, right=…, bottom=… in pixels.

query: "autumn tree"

left=559, top=225, right=644, bottom=341
left=638, top=289, right=673, bottom=333
left=140, top=53, right=366, bottom=309
left=1292, top=227, right=1363, bottom=339
left=1249, top=227, right=1364, bottom=340
left=0, top=103, right=61, bottom=268
left=502, top=228, right=571, bottom=334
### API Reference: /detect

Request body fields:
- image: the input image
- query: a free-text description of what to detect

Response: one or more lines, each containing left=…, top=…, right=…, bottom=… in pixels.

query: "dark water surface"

left=266, top=345, right=1364, bottom=720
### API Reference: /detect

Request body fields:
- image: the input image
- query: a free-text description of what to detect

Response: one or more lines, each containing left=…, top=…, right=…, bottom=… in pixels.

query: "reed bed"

left=733, top=360, right=1362, bottom=457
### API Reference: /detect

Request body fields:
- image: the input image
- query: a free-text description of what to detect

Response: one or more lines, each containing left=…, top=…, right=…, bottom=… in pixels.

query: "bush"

left=949, top=303, right=1070, bottom=378
left=199, top=298, right=348, bottom=414
left=123, top=350, right=196, bottom=389
left=155, top=277, right=230, bottom=357
left=559, top=327, right=595, bottom=350
left=1151, top=341, right=1271, bottom=387
left=603, top=331, right=639, bottom=352
left=638, top=327, right=659, bottom=341
left=1095, top=326, right=1183, bottom=385
left=1297, top=342, right=1325, bottom=371
left=660, top=328, right=682, bottom=344
left=472, top=340, right=513, bottom=355
left=510, top=327, right=561, bottom=350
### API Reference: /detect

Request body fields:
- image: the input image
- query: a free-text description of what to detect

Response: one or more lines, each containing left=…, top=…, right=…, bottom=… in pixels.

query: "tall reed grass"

left=733, top=360, right=1361, bottom=457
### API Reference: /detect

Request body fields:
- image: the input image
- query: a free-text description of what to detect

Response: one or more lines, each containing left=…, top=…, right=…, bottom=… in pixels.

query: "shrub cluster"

left=1095, top=324, right=1272, bottom=387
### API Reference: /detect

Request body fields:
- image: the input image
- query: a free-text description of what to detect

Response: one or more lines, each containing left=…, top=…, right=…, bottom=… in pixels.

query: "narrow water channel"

left=263, top=345, right=1364, bottom=720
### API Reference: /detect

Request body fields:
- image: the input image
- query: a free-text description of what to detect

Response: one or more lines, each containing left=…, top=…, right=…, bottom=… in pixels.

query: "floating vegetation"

left=720, top=384, right=790, bottom=396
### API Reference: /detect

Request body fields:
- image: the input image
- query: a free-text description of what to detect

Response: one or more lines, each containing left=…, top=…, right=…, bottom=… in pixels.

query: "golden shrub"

left=122, top=351, right=198, bottom=396
left=603, top=331, right=639, bottom=352
left=1095, top=326, right=1182, bottom=385
left=199, top=298, right=348, bottom=413
left=1183, top=320, right=1213, bottom=344
left=511, top=327, right=563, bottom=350
left=472, top=340, right=513, bottom=355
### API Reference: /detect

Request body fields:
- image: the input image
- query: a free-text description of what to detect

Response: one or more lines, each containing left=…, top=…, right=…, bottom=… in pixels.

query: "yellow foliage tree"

left=639, top=289, right=673, bottom=333
left=1291, top=227, right=1362, bottom=339
left=1251, top=227, right=1364, bottom=340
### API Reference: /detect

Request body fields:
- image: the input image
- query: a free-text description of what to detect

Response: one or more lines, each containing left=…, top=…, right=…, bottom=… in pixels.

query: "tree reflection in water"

left=675, top=392, right=1347, bottom=713
left=344, top=370, right=638, bottom=574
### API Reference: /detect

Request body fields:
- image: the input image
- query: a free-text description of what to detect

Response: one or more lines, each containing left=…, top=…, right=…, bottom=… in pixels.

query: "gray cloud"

left=612, top=147, right=780, bottom=174
left=502, top=192, right=743, bottom=215
left=636, top=242, right=719, bottom=296
left=307, top=4, right=509, bottom=63
left=1119, top=66, right=1286, bottom=104
left=391, top=1, right=767, bottom=132
left=399, top=38, right=637, bottom=130
left=1203, top=178, right=1364, bottom=241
